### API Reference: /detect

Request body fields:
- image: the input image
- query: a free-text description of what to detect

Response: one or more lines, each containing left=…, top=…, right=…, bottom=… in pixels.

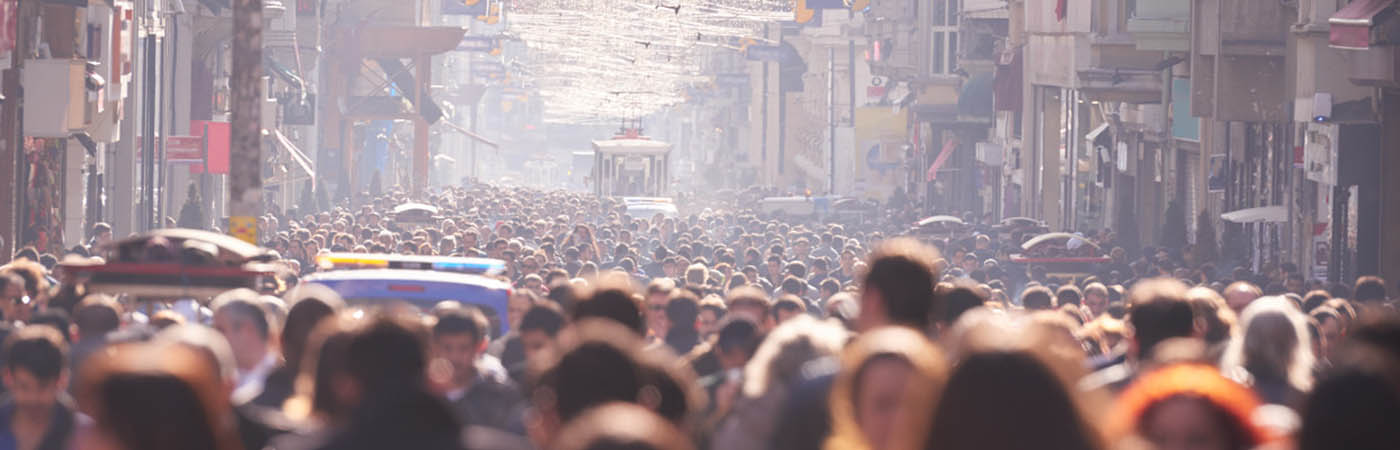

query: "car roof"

left=303, top=269, right=512, bottom=290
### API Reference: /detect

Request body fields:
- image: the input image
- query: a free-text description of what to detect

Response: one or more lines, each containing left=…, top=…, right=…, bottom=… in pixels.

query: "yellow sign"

left=229, top=216, right=258, bottom=245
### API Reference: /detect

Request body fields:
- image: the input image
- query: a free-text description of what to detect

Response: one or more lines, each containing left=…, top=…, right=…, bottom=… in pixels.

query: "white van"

left=622, top=197, right=680, bottom=219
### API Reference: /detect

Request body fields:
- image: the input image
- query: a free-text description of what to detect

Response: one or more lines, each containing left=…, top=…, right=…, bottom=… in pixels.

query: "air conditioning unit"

left=22, top=59, right=88, bottom=137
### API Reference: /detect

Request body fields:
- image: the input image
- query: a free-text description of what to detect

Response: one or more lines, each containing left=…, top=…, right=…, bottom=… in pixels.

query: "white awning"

left=1221, top=206, right=1287, bottom=223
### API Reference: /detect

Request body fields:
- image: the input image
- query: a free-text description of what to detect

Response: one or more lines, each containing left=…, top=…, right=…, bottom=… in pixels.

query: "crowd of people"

left=0, top=183, right=1394, bottom=450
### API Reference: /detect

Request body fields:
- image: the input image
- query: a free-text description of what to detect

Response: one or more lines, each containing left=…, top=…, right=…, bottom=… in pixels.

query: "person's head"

left=1110, top=364, right=1269, bottom=450
left=210, top=289, right=272, bottom=371
left=433, top=307, right=490, bottom=385
left=780, top=276, right=807, bottom=297
left=509, top=289, right=541, bottom=330
left=725, top=286, right=773, bottom=330
left=859, top=238, right=940, bottom=332
left=1297, top=320, right=1400, bottom=450
left=572, top=283, right=647, bottom=337
left=1223, top=281, right=1262, bottom=314
left=529, top=320, right=650, bottom=446
left=644, top=279, right=677, bottom=337
left=825, top=292, right=861, bottom=330
left=920, top=350, right=1101, bottom=450
left=1308, top=307, right=1344, bottom=361
left=1353, top=276, right=1388, bottom=303
left=520, top=303, right=567, bottom=362
left=1301, top=290, right=1331, bottom=313
left=338, top=313, right=434, bottom=410
left=1083, top=283, right=1110, bottom=318
left=550, top=402, right=695, bottom=450
left=1127, top=279, right=1196, bottom=361
left=76, top=341, right=242, bottom=450
left=741, top=315, right=849, bottom=399
left=939, top=284, right=986, bottom=327
left=1056, top=285, right=1084, bottom=308
left=772, top=294, right=807, bottom=324
left=714, top=316, right=763, bottom=371
left=684, top=264, right=708, bottom=287
left=697, top=296, right=727, bottom=338
left=1021, top=286, right=1056, bottom=311
left=827, top=327, right=947, bottom=450
left=1184, top=287, right=1238, bottom=348
left=280, top=285, right=345, bottom=376
left=664, top=291, right=701, bottom=337
left=1221, top=296, right=1314, bottom=393
left=92, top=222, right=113, bottom=246
left=2, top=326, right=68, bottom=413
left=73, top=294, right=123, bottom=342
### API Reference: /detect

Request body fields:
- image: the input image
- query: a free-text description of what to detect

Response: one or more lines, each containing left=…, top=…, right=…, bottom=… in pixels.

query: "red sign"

left=189, top=120, right=231, bottom=174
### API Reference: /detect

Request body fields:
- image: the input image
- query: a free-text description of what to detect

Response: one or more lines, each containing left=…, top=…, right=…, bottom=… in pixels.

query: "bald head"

left=1224, top=281, right=1262, bottom=313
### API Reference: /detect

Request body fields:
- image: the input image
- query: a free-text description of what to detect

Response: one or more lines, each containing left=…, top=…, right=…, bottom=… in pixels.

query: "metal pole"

left=142, top=34, right=158, bottom=231
left=470, top=94, right=478, bottom=181
left=761, top=23, right=769, bottom=176
left=828, top=46, right=836, bottom=194
left=777, top=30, right=785, bottom=177
left=229, top=0, right=263, bottom=244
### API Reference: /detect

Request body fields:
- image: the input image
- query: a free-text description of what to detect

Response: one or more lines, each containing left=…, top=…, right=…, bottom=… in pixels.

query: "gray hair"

left=1220, top=296, right=1314, bottom=392
left=212, top=288, right=272, bottom=340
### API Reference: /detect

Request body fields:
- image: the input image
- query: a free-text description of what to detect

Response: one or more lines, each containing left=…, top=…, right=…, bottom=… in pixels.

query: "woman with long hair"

left=825, top=327, right=947, bottom=450
left=1220, top=296, right=1314, bottom=408
left=915, top=309, right=1104, bottom=450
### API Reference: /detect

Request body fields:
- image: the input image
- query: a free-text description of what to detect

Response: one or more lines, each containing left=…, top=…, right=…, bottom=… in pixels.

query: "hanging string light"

left=508, top=0, right=792, bottom=123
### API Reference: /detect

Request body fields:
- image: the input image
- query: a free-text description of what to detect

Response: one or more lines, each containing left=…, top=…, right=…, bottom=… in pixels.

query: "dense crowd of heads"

left=0, top=183, right=1395, bottom=450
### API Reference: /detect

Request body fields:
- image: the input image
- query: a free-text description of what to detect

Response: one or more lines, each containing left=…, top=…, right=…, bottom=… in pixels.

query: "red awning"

left=1330, top=0, right=1396, bottom=50
left=926, top=139, right=958, bottom=182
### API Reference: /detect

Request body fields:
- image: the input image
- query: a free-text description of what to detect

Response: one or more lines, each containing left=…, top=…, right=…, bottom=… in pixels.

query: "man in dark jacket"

left=0, top=327, right=75, bottom=450
left=433, top=308, right=526, bottom=434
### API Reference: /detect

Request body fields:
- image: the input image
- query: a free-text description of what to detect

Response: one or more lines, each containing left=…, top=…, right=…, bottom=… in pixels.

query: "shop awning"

left=1221, top=206, right=1287, bottom=224
left=441, top=120, right=500, bottom=149
left=1330, top=0, right=1396, bottom=50
left=925, top=139, right=958, bottom=182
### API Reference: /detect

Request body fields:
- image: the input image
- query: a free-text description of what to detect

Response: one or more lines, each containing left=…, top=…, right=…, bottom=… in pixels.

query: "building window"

left=931, top=0, right=959, bottom=75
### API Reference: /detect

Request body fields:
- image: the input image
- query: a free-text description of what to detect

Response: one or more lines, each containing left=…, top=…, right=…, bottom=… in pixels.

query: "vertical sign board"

left=1304, top=122, right=1338, bottom=185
